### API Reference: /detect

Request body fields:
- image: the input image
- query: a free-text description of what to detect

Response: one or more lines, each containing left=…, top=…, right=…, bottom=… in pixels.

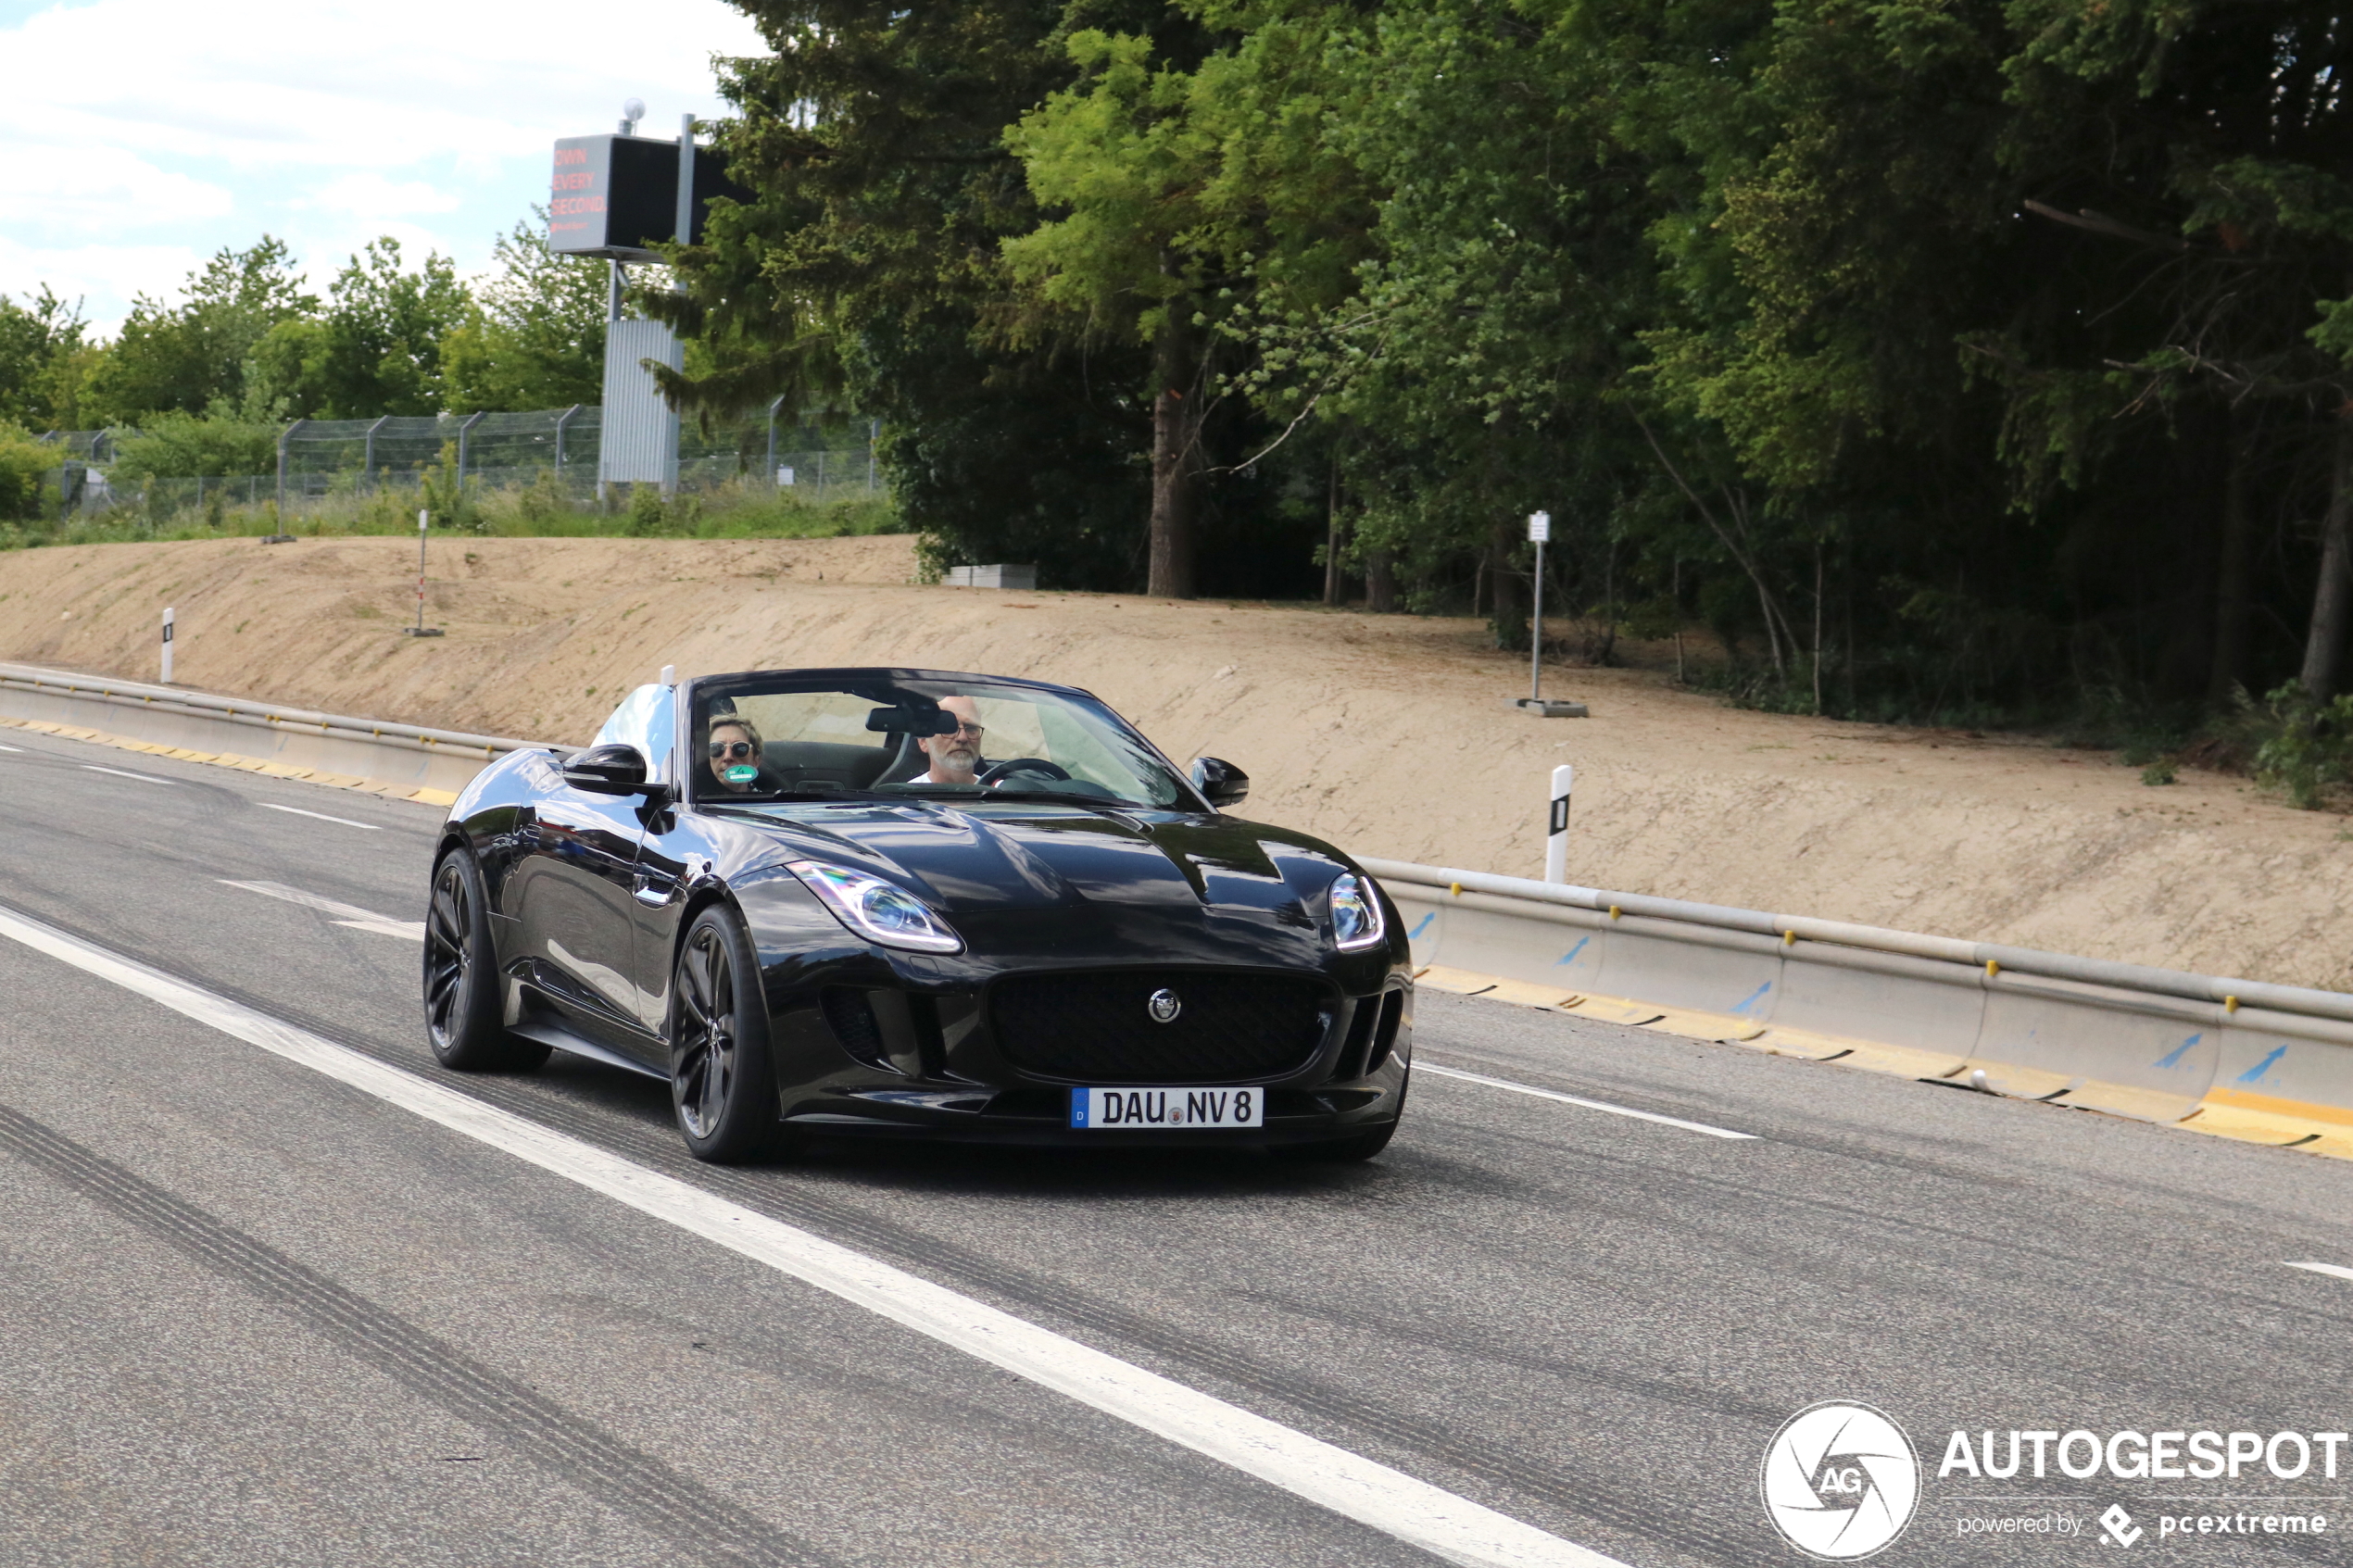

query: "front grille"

left=990, top=970, right=1332, bottom=1084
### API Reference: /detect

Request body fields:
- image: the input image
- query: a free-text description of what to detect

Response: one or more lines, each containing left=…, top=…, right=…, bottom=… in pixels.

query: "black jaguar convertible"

left=422, top=668, right=1412, bottom=1162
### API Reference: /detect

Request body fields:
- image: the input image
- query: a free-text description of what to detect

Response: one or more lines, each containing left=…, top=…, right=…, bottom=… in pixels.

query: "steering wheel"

left=978, top=758, right=1072, bottom=786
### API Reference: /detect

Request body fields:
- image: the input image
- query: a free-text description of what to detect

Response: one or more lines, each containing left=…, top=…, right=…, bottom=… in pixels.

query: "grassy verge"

left=1, top=473, right=903, bottom=548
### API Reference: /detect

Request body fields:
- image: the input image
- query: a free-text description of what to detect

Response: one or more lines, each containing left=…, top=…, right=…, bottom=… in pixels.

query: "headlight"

left=1328, top=872, right=1386, bottom=951
left=788, top=860, right=963, bottom=953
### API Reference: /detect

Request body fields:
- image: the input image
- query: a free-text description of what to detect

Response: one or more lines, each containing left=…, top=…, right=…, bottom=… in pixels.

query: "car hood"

left=717, top=798, right=1355, bottom=961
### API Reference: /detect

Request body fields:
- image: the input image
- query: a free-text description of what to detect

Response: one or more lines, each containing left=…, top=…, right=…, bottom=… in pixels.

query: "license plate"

left=1069, top=1086, right=1265, bottom=1129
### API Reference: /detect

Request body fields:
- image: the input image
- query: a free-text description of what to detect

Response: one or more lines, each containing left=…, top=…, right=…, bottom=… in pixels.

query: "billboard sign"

left=548, top=134, right=746, bottom=261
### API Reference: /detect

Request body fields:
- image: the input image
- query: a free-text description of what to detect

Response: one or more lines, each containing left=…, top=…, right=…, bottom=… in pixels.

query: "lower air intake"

left=991, top=970, right=1332, bottom=1084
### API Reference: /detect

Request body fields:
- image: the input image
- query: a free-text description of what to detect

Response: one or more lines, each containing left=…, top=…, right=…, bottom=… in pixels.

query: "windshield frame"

left=676, top=667, right=1211, bottom=813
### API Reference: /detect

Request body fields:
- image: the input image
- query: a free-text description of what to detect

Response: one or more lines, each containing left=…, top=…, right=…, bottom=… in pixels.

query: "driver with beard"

left=912, top=693, right=988, bottom=785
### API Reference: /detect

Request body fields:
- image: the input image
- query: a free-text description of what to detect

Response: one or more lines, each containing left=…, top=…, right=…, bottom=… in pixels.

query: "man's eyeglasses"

left=939, top=722, right=985, bottom=741
left=709, top=741, right=757, bottom=760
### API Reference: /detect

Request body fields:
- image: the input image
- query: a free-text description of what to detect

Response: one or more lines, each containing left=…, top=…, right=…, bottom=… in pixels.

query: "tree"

left=82, top=239, right=313, bottom=423
left=441, top=212, right=610, bottom=412
left=0, top=287, right=90, bottom=429
left=1001, top=7, right=1372, bottom=597
left=247, top=238, right=467, bottom=419
left=656, top=2, right=1164, bottom=588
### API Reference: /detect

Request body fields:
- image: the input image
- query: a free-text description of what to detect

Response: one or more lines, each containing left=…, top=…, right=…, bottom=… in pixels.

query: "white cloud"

left=0, top=235, right=208, bottom=320
left=308, top=173, right=463, bottom=218
left=0, top=0, right=768, bottom=329
left=10, top=0, right=765, bottom=168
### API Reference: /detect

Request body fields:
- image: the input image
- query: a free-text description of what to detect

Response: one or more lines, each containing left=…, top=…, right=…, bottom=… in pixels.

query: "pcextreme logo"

left=1762, top=1400, right=1922, bottom=1561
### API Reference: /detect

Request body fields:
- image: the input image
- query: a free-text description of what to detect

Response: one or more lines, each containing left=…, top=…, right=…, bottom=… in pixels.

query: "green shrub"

left=2250, top=682, right=2353, bottom=809
left=108, top=412, right=280, bottom=482
left=0, top=425, right=54, bottom=521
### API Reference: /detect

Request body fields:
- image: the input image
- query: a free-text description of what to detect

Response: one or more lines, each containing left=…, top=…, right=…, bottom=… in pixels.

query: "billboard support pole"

left=661, top=114, right=695, bottom=499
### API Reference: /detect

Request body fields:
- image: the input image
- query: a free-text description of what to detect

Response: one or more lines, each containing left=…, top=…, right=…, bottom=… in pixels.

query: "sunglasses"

left=709, top=741, right=757, bottom=760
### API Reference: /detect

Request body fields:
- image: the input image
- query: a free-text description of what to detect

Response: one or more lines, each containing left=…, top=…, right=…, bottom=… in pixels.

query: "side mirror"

left=562, top=743, right=653, bottom=796
left=1189, top=756, right=1250, bottom=809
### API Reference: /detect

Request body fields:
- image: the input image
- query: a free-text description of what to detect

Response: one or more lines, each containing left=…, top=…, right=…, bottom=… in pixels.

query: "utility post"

left=1509, top=508, right=1587, bottom=718
left=1528, top=509, right=1548, bottom=703
left=403, top=508, right=444, bottom=638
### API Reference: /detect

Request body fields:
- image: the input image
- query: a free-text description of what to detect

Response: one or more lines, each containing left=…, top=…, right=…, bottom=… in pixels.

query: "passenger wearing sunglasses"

left=706, top=718, right=765, bottom=793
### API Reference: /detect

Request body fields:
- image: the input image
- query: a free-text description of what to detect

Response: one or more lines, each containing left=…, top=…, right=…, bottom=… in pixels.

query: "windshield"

left=686, top=673, right=1191, bottom=810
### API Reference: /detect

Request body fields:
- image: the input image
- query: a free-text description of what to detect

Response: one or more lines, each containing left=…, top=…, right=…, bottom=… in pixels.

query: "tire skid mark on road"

left=0, top=1100, right=838, bottom=1568
left=0, top=892, right=1764, bottom=1565
left=0, top=901, right=1631, bottom=1568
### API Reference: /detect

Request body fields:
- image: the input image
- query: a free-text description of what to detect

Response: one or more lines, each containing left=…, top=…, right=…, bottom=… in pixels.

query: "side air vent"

left=1328, top=997, right=1381, bottom=1083
left=820, top=987, right=889, bottom=1071
left=1366, top=988, right=1405, bottom=1073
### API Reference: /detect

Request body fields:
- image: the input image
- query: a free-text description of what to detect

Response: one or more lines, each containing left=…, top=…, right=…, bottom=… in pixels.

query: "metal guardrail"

left=0, top=665, right=535, bottom=763
left=1359, top=859, right=2353, bottom=1028
left=1365, top=859, right=2353, bottom=1155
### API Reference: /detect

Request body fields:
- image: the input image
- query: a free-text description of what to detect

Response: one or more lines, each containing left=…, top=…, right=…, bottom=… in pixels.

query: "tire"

left=422, top=849, right=549, bottom=1073
left=669, top=904, right=783, bottom=1163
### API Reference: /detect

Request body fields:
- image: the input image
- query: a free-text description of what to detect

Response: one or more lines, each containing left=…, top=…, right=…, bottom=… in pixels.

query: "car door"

left=517, top=683, right=676, bottom=1060
left=628, top=809, right=706, bottom=1043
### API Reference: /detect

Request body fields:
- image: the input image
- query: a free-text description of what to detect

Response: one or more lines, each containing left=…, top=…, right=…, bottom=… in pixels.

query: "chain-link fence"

left=32, top=404, right=880, bottom=523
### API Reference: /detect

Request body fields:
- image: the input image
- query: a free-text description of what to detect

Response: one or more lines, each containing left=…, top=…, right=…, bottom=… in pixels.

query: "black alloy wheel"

left=422, top=850, right=549, bottom=1073
left=669, top=905, right=782, bottom=1163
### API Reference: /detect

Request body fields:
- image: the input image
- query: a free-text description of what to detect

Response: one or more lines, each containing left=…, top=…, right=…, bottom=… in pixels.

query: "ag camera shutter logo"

left=1761, top=1400, right=1921, bottom=1560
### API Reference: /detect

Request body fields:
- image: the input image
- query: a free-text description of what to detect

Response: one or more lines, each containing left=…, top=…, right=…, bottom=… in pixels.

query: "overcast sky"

left=0, top=0, right=768, bottom=333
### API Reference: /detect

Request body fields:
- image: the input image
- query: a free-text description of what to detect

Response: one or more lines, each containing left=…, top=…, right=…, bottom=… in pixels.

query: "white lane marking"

left=219, top=880, right=425, bottom=941
left=0, top=903, right=1624, bottom=1568
left=1417, top=1061, right=1758, bottom=1141
left=2285, top=1261, right=2353, bottom=1284
left=258, top=802, right=382, bottom=831
left=0, top=742, right=22, bottom=751
left=82, top=764, right=174, bottom=785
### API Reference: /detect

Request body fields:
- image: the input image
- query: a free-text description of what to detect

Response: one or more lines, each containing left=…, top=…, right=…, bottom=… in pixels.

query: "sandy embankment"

left=3, top=533, right=2345, bottom=988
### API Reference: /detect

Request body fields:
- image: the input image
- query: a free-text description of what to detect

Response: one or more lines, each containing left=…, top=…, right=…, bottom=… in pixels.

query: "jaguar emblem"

left=1147, top=987, right=1183, bottom=1024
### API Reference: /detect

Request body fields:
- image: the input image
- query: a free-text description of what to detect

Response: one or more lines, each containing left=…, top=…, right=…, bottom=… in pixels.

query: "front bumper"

left=777, top=1064, right=1408, bottom=1148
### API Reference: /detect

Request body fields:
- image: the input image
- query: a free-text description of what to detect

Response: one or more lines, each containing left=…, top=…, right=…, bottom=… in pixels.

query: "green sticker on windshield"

left=724, top=764, right=759, bottom=784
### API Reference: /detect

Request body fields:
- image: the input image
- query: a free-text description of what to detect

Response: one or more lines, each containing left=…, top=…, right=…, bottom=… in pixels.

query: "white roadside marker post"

left=1544, top=763, right=1573, bottom=884
left=159, top=607, right=173, bottom=684
left=404, top=508, right=444, bottom=638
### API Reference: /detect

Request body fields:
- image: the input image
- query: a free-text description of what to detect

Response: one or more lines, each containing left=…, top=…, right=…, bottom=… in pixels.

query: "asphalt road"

left=3, top=724, right=2351, bottom=1568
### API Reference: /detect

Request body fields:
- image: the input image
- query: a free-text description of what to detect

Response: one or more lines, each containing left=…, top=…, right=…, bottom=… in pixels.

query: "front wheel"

left=422, top=850, right=548, bottom=1073
left=669, top=905, right=783, bottom=1163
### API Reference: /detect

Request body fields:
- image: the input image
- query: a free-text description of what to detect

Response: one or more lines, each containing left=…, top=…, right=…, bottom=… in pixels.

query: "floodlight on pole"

left=620, top=97, right=645, bottom=136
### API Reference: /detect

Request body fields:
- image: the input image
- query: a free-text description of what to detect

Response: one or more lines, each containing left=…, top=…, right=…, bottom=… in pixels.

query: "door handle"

left=633, top=877, right=673, bottom=908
